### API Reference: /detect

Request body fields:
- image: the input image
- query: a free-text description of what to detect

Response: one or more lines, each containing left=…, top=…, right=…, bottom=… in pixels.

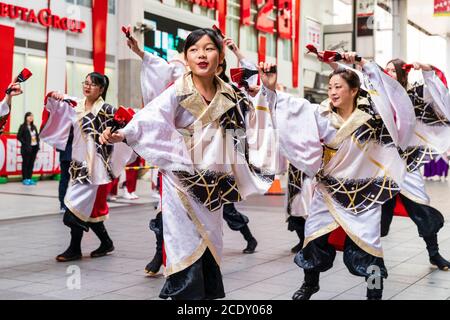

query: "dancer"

left=125, top=31, right=261, bottom=277
left=40, top=72, right=133, bottom=262
left=381, top=60, right=450, bottom=270
left=100, top=28, right=278, bottom=299
left=277, top=52, right=415, bottom=300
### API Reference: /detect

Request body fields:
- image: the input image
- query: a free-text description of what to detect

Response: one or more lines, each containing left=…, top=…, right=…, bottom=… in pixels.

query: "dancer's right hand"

left=5, top=82, right=22, bottom=97
left=127, top=36, right=144, bottom=60
left=99, top=127, right=125, bottom=145
left=49, top=92, right=65, bottom=101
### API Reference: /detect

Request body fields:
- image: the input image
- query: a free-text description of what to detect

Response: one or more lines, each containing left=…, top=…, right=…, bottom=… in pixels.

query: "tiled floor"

left=0, top=179, right=449, bottom=300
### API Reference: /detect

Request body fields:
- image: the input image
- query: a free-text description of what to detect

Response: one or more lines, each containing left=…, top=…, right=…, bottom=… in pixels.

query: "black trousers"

left=21, top=145, right=39, bottom=180
left=59, top=160, right=71, bottom=208
left=381, top=194, right=444, bottom=238
left=159, top=248, right=225, bottom=300
left=294, top=233, right=388, bottom=280
left=222, top=203, right=249, bottom=231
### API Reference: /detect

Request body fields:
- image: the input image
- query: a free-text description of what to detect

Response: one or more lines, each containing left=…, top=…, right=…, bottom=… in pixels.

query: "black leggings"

left=21, top=146, right=39, bottom=180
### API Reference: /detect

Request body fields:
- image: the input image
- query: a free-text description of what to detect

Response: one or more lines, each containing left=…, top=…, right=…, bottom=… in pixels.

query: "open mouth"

left=198, top=62, right=209, bottom=69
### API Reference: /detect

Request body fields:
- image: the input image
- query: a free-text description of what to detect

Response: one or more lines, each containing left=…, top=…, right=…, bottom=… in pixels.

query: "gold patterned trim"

left=176, top=189, right=222, bottom=267
left=176, top=73, right=236, bottom=126
left=303, top=222, right=340, bottom=249
left=255, top=106, right=270, bottom=112
left=327, top=109, right=372, bottom=149
left=65, top=198, right=109, bottom=223
left=164, top=241, right=208, bottom=277
left=321, top=187, right=384, bottom=258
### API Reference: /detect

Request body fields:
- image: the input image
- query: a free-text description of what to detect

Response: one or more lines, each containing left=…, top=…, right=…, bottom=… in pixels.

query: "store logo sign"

left=0, top=2, right=86, bottom=33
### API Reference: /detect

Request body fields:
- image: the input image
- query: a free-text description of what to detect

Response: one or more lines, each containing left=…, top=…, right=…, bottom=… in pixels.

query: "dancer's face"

left=385, top=62, right=398, bottom=80
left=328, top=75, right=358, bottom=111
left=82, top=75, right=104, bottom=101
left=185, top=35, right=223, bottom=79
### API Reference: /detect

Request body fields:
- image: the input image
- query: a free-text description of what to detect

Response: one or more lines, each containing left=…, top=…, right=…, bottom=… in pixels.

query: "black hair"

left=217, top=59, right=230, bottom=83
left=183, top=28, right=224, bottom=57
left=387, top=58, right=408, bottom=89
left=86, top=72, right=109, bottom=100
left=329, top=68, right=361, bottom=107
left=23, top=112, right=33, bottom=125
left=23, top=112, right=37, bottom=131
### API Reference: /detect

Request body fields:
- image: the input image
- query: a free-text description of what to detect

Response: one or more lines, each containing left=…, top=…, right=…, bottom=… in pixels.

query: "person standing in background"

left=17, top=112, right=40, bottom=186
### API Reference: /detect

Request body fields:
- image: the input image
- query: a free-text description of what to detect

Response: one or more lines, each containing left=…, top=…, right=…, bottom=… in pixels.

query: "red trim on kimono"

left=91, top=184, right=109, bottom=219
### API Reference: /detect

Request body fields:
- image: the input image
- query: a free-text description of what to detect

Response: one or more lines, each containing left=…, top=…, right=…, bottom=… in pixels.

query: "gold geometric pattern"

left=287, top=164, right=307, bottom=215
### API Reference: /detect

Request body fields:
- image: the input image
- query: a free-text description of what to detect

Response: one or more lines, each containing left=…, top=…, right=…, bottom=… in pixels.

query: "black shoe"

left=367, top=296, right=382, bottom=300
left=56, top=248, right=82, bottom=262
left=243, top=238, right=257, bottom=254
left=145, top=252, right=163, bottom=276
left=90, top=240, right=114, bottom=258
left=292, top=283, right=320, bottom=300
left=430, top=253, right=450, bottom=271
left=291, top=242, right=303, bottom=254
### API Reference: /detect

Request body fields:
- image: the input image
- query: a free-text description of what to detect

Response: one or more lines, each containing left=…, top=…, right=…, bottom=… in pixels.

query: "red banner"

left=0, top=134, right=60, bottom=177
left=292, top=0, right=300, bottom=88
left=216, top=0, right=227, bottom=34
left=0, top=24, right=14, bottom=133
left=434, top=0, right=450, bottom=16
left=92, top=0, right=108, bottom=74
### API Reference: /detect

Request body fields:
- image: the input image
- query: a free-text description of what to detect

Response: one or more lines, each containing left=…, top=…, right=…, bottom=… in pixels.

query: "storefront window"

left=282, top=39, right=291, bottom=61
left=11, top=54, right=46, bottom=131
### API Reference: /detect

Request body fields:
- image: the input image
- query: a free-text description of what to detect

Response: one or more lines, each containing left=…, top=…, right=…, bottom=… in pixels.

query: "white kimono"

left=276, top=62, right=415, bottom=258
left=141, top=52, right=186, bottom=106
left=399, top=70, right=450, bottom=204
left=40, top=96, right=132, bottom=222
left=0, top=99, right=9, bottom=117
left=122, top=73, right=278, bottom=276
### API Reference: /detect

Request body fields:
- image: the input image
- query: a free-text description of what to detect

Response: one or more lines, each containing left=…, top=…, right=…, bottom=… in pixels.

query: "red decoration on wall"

left=256, top=0, right=274, bottom=33
left=92, top=0, right=108, bottom=74
left=216, top=0, right=227, bottom=34
left=0, top=24, right=15, bottom=133
left=240, top=0, right=251, bottom=26
left=292, top=0, right=300, bottom=88
left=277, top=0, right=292, bottom=39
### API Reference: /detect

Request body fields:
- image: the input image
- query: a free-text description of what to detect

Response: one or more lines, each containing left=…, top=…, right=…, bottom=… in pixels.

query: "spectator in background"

left=57, top=127, right=74, bottom=213
left=17, top=112, right=40, bottom=186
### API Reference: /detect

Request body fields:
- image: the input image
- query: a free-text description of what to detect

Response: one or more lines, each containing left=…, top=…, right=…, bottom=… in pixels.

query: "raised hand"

left=258, top=62, right=277, bottom=92
left=6, top=83, right=22, bottom=97
left=127, top=35, right=144, bottom=60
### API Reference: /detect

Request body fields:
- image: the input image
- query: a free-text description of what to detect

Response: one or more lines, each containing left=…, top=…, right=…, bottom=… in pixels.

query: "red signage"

left=0, top=134, right=60, bottom=177
left=0, top=2, right=86, bottom=33
left=434, top=0, right=450, bottom=16
left=240, top=0, right=293, bottom=37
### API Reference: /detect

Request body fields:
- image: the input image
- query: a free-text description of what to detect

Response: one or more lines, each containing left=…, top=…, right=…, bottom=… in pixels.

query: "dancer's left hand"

left=258, top=62, right=277, bottom=92
left=99, top=127, right=125, bottom=145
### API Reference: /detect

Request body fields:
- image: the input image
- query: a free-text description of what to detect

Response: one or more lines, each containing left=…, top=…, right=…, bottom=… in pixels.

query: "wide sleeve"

left=275, top=92, right=323, bottom=177
left=0, top=99, right=9, bottom=117
left=422, top=70, right=450, bottom=120
left=244, top=85, right=285, bottom=172
left=362, top=61, right=416, bottom=149
left=39, top=97, right=77, bottom=151
left=121, top=85, right=194, bottom=174
left=141, top=52, right=185, bottom=105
